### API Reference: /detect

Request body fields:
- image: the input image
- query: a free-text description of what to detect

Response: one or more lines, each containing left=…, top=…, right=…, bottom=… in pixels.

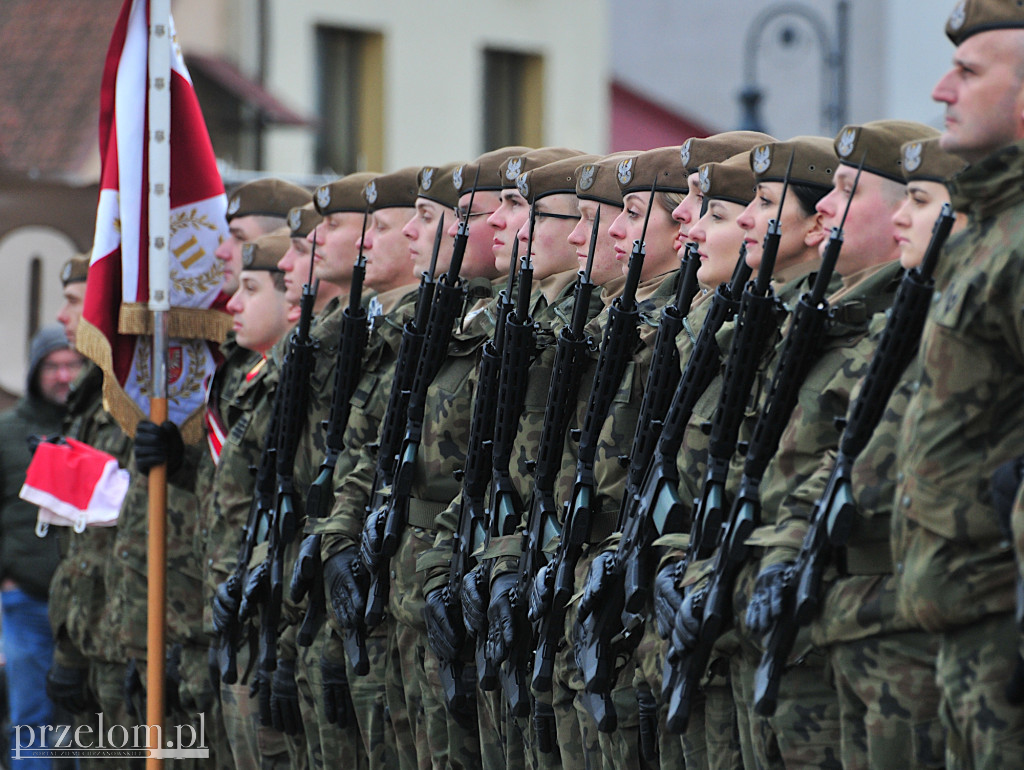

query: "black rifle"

left=293, top=213, right=372, bottom=648
left=752, top=201, right=955, bottom=717
left=664, top=156, right=866, bottom=733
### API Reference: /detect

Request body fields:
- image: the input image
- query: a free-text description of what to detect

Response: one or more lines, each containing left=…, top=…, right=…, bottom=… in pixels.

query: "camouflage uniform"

left=893, top=140, right=1024, bottom=768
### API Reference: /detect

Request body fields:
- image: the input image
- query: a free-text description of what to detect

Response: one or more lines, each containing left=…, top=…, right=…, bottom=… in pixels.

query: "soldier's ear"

left=803, top=212, right=828, bottom=249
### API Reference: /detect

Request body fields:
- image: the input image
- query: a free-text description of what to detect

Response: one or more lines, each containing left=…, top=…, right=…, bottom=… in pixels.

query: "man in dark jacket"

left=0, top=323, right=83, bottom=767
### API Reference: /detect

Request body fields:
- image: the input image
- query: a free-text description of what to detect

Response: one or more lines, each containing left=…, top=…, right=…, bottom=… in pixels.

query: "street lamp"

left=738, top=1, right=849, bottom=135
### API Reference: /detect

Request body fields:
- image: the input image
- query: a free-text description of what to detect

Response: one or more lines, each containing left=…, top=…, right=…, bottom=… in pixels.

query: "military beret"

left=680, top=131, right=777, bottom=175
left=287, top=204, right=321, bottom=239
left=697, top=152, right=757, bottom=206
left=575, top=154, right=635, bottom=207
left=453, top=146, right=533, bottom=195
left=900, top=137, right=968, bottom=184
left=617, top=146, right=692, bottom=197
left=314, top=172, right=379, bottom=216
left=833, top=121, right=940, bottom=183
left=946, top=0, right=1024, bottom=45
left=363, top=166, right=419, bottom=211
left=516, top=154, right=600, bottom=203
left=61, top=254, right=90, bottom=287
left=418, top=162, right=463, bottom=208
left=240, top=231, right=289, bottom=273
left=226, top=178, right=310, bottom=222
left=498, top=148, right=584, bottom=191
left=749, top=136, right=838, bottom=190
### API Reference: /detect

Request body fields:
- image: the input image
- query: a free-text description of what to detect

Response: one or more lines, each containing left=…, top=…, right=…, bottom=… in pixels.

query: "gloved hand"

left=254, top=667, right=273, bottom=727
left=527, top=562, right=554, bottom=625
left=461, top=562, right=490, bottom=637
left=323, top=547, right=365, bottom=630
left=991, top=455, right=1024, bottom=540
left=212, top=578, right=241, bottom=635
left=270, top=658, right=302, bottom=735
left=165, top=643, right=183, bottom=714
left=290, top=534, right=321, bottom=603
left=578, top=550, right=614, bottom=622
left=46, top=663, right=93, bottom=715
left=670, top=585, right=705, bottom=655
left=486, top=573, right=518, bottom=665
left=533, top=700, right=556, bottom=755
left=123, top=658, right=145, bottom=720
left=359, top=508, right=385, bottom=573
left=745, top=562, right=793, bottom=637
left=135, top=419, right=184, bottom=475
left=423, top=586, right=462, bottom=662
left=238, top=560, right=270, bottom=622
left=321, top=656, right=353, bottom=728
left=653, top=561, right=686, bottom=640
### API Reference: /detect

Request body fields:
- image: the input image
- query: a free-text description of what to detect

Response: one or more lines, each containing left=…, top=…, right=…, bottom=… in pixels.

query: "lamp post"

left=738, top=1, right=849, bottom=135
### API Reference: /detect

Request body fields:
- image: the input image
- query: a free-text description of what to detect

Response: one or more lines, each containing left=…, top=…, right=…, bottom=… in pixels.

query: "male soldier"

left=278, top=204, right=339, bottom=320
left=891, top=2, right=1024, bottom=765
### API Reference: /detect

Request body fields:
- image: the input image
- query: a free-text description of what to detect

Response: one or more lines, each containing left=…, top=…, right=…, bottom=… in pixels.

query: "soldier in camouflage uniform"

left=892, top=2, right=1024, bottom=766
left=278, top=203, right=340, bottom=319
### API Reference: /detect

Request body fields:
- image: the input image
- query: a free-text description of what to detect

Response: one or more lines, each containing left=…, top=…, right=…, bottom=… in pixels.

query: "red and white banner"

left=79, top=0, right=231, bottom=440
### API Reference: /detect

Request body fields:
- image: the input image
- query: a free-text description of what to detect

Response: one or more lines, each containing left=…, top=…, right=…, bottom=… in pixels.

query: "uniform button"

left=390, top=570, right=396, bottom=579
left=896, top=472, right=904, bottom=483
left=902, top=496, right=911, bottom=508
left=208, top=558, right=214, bottom=566
left=81, top=561, right=88, bottom=570
left=932, top=292, right=941, bottom=304
left=121, top=550, right=129, bottom=558
left=896, top=562, right=904, bottom=574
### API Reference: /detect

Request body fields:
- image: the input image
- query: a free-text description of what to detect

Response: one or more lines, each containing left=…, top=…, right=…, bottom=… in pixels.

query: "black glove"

left=424, top=587, right=463, bottom=662
left=534, top=700, right=556, bottom=755
left=238, top=561, right=270, bottom=622
left=637, top=687, right=660, bottom=763
left=461, top=563, right=490, bottom=637
left=46, top=663, right=94, bottom=715
left=323, top=547, right=366, bottom=630
left=745, top=562, right=793, bottom=637
left=321, top=656, right=353, bottom=728
left=123, top=658, right=145, bottom=720
left=254, top=667, right=273, bottom=726
left=290, top=535, right=321, bottom=603
left=992, top=456, right=1024, bottom=540
left=270, top=658, right=302, bottom=735
left=654, top=561, right=686, bottom=640
left=212, top=578, right=241, bottom=635
left=165, top=644, right=183, bottom=714
left=578, top=550, right=614, bottom=622
left=670, top=585, right=705, bottom=655
left=486, top=573, right=518, bottom=665
left=359, top=508, right=385, bottom=573
left=527, top=562, right=554, bottom=625
left=135, top=419, right=184, bottom=476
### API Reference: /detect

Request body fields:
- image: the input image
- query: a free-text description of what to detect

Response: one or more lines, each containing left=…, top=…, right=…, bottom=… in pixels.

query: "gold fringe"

left=118, top=304, right=232, bottom=342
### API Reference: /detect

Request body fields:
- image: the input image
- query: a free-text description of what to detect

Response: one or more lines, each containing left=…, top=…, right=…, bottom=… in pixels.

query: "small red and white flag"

left=79, top=0, right=231, bottom=441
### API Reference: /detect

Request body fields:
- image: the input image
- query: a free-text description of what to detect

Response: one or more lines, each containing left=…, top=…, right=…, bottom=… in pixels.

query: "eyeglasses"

left=454, top=208, right=497, bottom=221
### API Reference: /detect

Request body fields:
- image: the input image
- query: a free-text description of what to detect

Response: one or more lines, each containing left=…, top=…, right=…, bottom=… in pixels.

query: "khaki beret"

left=680, top=131, right=776, bottom=175
left=697, top=152, right=757, bottom=206
left=900, top=137, right=968, bottom=183
left=575, top=153, right=635, bottom=207
left=833, top=121, right=940, bottom=183
left=516, top=154, right=600, bottom=203
left=61, top=255, right=90, bottom=287
left=226, top=178, right=310, bottom=222
left=364, top=166, right=419, bottom=211
left=617, top=145, right=692, bottom=196
left=453, top=146, right=533, bottom=195
left=749, top=136, right=838, bottom=190
left=240, top=231, right=289, bottom=273
left=287, top=204, right=321, bottom=239
left=498, top=148, right=584, bottom=191
left=418, top=162, right=463, bottom=208
left=314, top=172, right=379, bottom=216
left=946, top=0, right=1024, bottom=44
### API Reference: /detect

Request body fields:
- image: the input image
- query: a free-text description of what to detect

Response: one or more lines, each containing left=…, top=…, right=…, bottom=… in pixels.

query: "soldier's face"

left=448, top=190, right=501, bottom=280
left=57, top=282, right=85, bottom=347
left=226, top=271, right=290, bottom=353
left=516, top=193, right=580, bottom=281
left=932, top=29, right=1024, bottom=164
left=312, top=212, right=362, bottom=286
left=672, top=172, right=704, bottom=241
left=816, top=167, right=904, bottom=275
left=892, top=180, right=953, bottom=270
left=278, top=236, right=315, bottom=306
left=690, top=199, right=747, bottom=289
left=403, top=198, right=454, bottom=276
left=215, top=215, right=264, bottom=295
left=362, top=208, right=417, bottom=293
left=608, top=192, right=680, bottom=281
left=568, top=200, right=623, bottom=286
left=487, top=190, right=530, bottom=273
left=738, top=182, right=825, bottom=272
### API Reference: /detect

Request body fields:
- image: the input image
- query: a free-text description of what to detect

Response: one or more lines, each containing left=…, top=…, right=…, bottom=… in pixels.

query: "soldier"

left=278, top=204, right=339, bottom=319
left=891, top=1, right=1024, bottom=765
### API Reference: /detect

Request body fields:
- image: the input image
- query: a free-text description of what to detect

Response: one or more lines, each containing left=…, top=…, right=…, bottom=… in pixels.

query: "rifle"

left=752, top=201, right=956, bottom=717
left=664, top=154, right=867, bottom=733
left=364, top=173, right=479, bottom=631
left=532, top=180, right=656, bottom=732
left=293, top=212, right=372, bottom=648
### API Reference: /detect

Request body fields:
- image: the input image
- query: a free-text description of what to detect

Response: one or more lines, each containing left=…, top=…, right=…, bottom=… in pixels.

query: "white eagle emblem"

left=365, top=180, right=378, bottom=204
left=837, top=128, right=857, bottom=158
left=241, top=243, right=255, bottom=268
left=680, top=139, right=693, bottom=169
left=453, top=165, right=464, bottom=191
left=699, top=166, right=711, bottom=194
left=617, top=158, right=634, bottom=186
left=516, top=174, right=529, bottom=199
left=316, top=185, right=331, bottom=211
left=505, top=157, right=524, bottom=180
left=421, top=167, right=435, bottom=191
left=367, top=296, right=384, bottom=321
left=752, top=145, right=772, bottom=175
left=903, top=143, right=923, bottom=173
left=61, top=262, right=72, bottom=284
left=948, top=1, right=966, bottom=31
left=288, top=208, right=302, bottom=233
left=579, top=165, right=596, bottom=191
left=227, top=195, right=240, bottom=216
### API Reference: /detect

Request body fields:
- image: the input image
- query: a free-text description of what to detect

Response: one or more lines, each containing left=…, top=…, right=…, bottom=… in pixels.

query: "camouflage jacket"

left=893, top=140, right=1024, bottom=631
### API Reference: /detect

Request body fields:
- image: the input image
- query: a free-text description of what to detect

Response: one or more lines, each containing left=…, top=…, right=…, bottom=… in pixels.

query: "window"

left=483, top=49, right=544, bottom=150
left=317, top=27, right=384, bottom=175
